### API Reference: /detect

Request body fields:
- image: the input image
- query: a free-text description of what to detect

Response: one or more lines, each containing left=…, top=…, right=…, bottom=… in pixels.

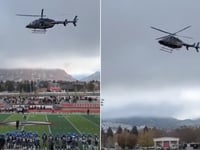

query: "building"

left=154, top=137, right=179, bottom=150
left=47, top=86, right=61, bottom=92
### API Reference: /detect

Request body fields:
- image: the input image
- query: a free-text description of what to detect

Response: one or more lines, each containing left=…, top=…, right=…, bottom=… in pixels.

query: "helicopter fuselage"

left=26, top=18, right=56, bottom=29
left=17, top=9, right=77, bottom=32
left=158, top=36, right=183, bottom=49
left=151, top=25, right=200, bottom=52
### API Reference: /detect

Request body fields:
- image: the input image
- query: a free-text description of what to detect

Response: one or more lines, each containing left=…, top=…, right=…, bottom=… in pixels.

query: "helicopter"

left=17, top=9, right=78, bottom=33
left=151, top=25, right=200, bottom=53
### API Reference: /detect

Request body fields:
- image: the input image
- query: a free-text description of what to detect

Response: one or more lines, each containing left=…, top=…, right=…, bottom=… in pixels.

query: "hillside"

left=0, top=68, right=75, bottom=81
left=81, top=71, right=100, bottom=82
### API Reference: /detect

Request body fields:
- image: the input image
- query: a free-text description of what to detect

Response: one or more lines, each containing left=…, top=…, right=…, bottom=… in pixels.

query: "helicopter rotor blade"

left=150, top=26, right=173, bottom=35
left=156, top=35, right=169, bottom=40
left=152, top=25, right=192, bottom=40
left=156, top=34, right=193, bottom=40
left=175, top=35, right=193, bottom=39
left=16, top=14, right=41, bottom=17
left=151, top=25, right=191, bottom=39
left=174, top=25, right=191, bottom=34
left=17, top=9, right=46, bottom=18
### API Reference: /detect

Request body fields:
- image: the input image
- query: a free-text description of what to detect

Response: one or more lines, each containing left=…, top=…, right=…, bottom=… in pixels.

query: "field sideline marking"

left=63, top=115, right=82, bottom=134
left=79, top=115, right=99, bottom=127
left=46, top=114, right=52, bottom=134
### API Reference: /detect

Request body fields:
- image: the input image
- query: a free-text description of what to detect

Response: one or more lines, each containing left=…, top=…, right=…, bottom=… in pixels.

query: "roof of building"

left=153, top=137, right=179, bottom=142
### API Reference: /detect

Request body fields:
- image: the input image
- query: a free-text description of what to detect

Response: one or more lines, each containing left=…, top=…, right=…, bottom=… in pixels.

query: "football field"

left=0, top=113, right=100, bottom=137
left=0, top=113, right=100, bottom=149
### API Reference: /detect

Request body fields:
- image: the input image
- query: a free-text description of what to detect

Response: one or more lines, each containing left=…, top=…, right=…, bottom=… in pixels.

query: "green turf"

left=0, top=113, right=100, bottom=137
left=81, top=115, right=100, bottom=126
left=0, top=114, right=11, bottom=121
left=24, top=114, right=49, bottom=137
left=65, top=115, right=100, bottom=137
left=0, top=114, right=24, bottom=133
left=47, top=114, right=78, bottom=135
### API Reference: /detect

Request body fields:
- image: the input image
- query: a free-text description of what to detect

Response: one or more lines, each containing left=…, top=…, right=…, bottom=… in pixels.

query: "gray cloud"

left=102, top=0, right=200, bottom=119
left=102, top=86, right=200, bottom=119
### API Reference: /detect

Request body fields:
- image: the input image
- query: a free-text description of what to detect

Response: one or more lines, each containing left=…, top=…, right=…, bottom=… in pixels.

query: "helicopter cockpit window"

left=32, top=20, right=37, bottom=25
left=29, top=20, right=38, bottom=25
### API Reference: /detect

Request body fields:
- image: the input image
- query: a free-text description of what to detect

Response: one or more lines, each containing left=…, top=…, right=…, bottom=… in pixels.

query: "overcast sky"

left=0, top=0, right=100, bottom=78
left=102, top=0, right=200, bottom=120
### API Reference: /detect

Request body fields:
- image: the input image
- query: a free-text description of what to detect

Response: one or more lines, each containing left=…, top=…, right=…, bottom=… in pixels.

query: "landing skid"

left=160, top=47, right=173, bottom=53
left=32, top=29, right=46, bottom=34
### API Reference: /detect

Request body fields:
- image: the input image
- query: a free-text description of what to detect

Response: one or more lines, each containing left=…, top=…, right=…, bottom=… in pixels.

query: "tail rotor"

left=64, top=19, right=67, bottom=26
left=195, top=42, right=200, bottom=52
left=73, top=16, right=78, bottom=26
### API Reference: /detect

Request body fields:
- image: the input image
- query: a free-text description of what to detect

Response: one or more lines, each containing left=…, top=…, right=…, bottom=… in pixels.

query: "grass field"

left=0, top=113, right=100, bottom=138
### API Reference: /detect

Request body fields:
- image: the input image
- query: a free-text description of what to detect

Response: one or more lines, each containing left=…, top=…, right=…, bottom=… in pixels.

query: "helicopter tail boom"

left=184, top=42, right=199, bottom=52
left=185, top=43, right=195, bottom=50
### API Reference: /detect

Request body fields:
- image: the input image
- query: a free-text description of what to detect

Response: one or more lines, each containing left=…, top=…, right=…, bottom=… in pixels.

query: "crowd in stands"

left=1, top=96, right=63, bottom=105
left=1, top=95, right=99, bottom=105
left=0, top=95, right=99, bottom=114
left=0, top=130, right=99, bottom=150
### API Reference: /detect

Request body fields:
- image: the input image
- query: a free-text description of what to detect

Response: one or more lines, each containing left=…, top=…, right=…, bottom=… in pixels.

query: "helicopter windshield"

left=29, top=20, right=39, bottom=25
left=26, top=20, right=40, bottom=28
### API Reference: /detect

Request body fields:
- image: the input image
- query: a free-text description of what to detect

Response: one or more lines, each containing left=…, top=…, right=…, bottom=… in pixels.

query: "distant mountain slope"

left=0, top=68, right=75, bottom=81
left=103, top=117, right=200, bottom=129
left=81, top=71, right=100, bottom=82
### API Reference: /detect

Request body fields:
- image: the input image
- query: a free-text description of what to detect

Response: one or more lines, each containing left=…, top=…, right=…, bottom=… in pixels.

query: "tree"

left=143, top=126, right=149, bottom=133
left=17, top=82, right=24, bottom=93
left=131, top=126, right=138, bottom=136
left=117, top=131, right=137, bottom=149
left=87, top=81, right=95, bottom=91
left=101, top=128, right=106, bottom=147
left=30, top=80, right=34, bottom=92
left=5, top=81, right=15, bottom=92
left=176, top=127, right=197, bottom=143
left=107, top=127, right=114, bottom=137
left=117, top=131, right=128, bottom=149
left=116, top=126, right=123, bottom=134
left=151, top=127, right=166, bottom=138
left=0, top=81, right=5, bottom=92
left=105, top=127, right=114, bottom=148
left=127, top=134, right=137, bottom=149
left=23, top=80, right=30, bottom=92
left=106, top=136, right=114, bottom=148
left=138, top=130, right=154, bottom=147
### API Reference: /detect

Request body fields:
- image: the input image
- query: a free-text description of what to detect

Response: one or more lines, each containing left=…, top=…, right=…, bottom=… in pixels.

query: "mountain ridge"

left=0, top=68, right=75, bottom=81
left=103, top=116, right=200, bottom=129
left=81, top=71, right=100, bottom=82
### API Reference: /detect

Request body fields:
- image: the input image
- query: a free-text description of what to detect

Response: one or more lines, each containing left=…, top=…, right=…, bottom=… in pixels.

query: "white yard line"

left=45, top=114, right=52, bottom=134
left=63, top=115, right=82, bottom=134
left=80, top=115, right=99, bottom=127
